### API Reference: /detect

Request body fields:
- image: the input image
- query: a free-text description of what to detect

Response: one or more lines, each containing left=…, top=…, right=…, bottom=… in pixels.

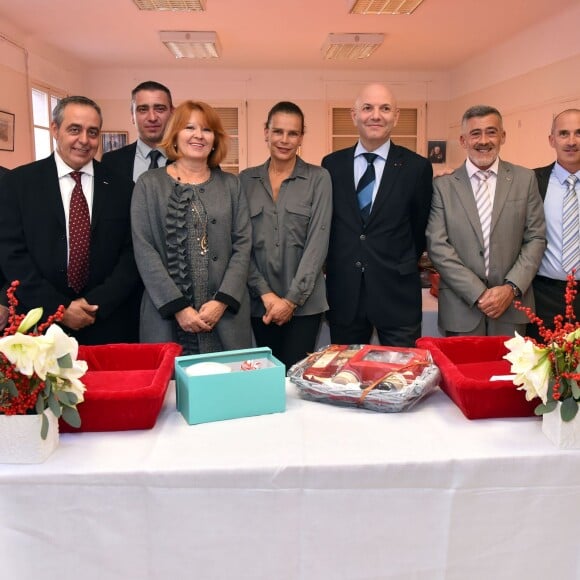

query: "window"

left=214, top=103, right=246, bottom=174
left=31, top=86, right=64, bottom=160
left=329, top=103, right=425, bottom=154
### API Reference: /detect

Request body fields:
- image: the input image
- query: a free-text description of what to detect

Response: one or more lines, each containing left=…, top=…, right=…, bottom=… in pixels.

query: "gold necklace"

left=190, top=199, right=208, bottom=256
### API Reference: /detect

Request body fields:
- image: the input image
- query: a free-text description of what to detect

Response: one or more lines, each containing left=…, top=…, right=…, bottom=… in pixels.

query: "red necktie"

left=68, top=171, right=90, bottom=293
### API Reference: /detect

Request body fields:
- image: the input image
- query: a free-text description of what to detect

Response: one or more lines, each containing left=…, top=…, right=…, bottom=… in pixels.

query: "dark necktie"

left=562, top=174, right=579, bottom=273
left=68, top=171, right=90, bottom=293
left=357, top=153, right=378, bottom=222
left=148, top=149, right=162, bottom=169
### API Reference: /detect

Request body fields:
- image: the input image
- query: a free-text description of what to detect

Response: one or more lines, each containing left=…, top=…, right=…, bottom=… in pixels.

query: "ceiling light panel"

left=321, top=33, right=384, bottom=60
left=348, top=0, right=424, bottom=15
left=133, top=0, right=206, bottom=11
left=160, top=31, right=221, bottom=59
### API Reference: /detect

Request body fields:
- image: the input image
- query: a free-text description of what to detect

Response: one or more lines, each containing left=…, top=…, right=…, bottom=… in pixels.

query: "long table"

left=1, top=380, right=580, bottom=580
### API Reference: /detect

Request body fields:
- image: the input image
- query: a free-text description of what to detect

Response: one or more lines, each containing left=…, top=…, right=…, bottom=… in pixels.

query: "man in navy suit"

left=0, top=96, right=140, bottom=344
left=322, top=83, right=433, bottom=346
left=101, top=80, right=173, bottom=183
left=530, top=109, right=580, bottom=337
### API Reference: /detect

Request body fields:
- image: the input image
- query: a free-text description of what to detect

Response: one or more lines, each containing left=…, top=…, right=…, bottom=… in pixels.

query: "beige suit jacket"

left=426, top=160, right=546, bottom=333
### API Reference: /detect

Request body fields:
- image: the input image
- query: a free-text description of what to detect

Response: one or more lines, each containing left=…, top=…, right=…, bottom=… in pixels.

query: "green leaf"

left=67, top=392, right=78, bottom=405
left=57, top=353, right=73, bottom=369
left=35, top=395, right=45, bottom=414
left=40, top=413, right=49, bottom=440
left=61, top=405, right=81, bottom=428
left=561, top=397, right=579, bottom=422
left=43, top=377, right=52, bottom=397
left=534, top=400, right=558, bottom=416
left=4, top=379, right=18, bottom=398
left=47, top=392, right=62, bottom=418
left=55, top=390, right=71, bottom=405
left=571, top=380, right=580, bottom=400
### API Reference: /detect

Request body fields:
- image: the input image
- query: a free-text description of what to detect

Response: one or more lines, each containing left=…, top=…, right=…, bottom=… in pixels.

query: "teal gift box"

left=175, top=347, right=286, bottom=424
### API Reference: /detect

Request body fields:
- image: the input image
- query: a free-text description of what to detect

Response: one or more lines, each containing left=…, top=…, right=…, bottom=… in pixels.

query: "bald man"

left=322, top=83, right=433, bottom=346
left=529, top=109, right=580, bottom=338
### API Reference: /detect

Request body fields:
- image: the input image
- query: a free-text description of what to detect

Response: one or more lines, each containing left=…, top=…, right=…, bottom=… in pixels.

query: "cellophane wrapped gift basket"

left=288, top=344, right=440, bottom=412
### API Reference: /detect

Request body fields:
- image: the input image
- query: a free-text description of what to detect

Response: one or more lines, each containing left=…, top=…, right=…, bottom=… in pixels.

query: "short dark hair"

left=131, top=81, right=173, bottom=107
left=52, top=96, right=102, bottom=128
left=160, top=100, right=228, bottom=168
left=265, top=101, right=305, bottom=134
left=461, top=105, right=502, bottom=129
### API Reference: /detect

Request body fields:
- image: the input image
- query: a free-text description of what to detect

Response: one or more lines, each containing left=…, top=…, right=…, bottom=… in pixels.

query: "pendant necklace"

left=190, top=201, right=208, bottom=256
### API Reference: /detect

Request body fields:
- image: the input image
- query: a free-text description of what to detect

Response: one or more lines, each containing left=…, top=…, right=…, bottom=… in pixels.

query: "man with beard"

left=528, top=109, right=580, bottom=338
left=426, top=105, right=546, bottom=336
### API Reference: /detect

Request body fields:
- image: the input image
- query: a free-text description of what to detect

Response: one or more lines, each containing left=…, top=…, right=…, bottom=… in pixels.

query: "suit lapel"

left=91, top=162, right=109, bottom=229
left=367, top=143, right=405, bottom=224
left=340, top=147, right=360, bottom=220
left=43, top=156, right=67, bottom=228
left=490, top=160, right=513, bottom=236
left=451, top=163, right=485, bottom=245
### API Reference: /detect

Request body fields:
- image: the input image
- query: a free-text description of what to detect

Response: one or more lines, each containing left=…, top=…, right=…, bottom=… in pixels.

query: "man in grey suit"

left=426, top=105, right=546, bottom=336
left=101, top=80, right=173, bottom=183
left=529, top=109, right=580, bottom=338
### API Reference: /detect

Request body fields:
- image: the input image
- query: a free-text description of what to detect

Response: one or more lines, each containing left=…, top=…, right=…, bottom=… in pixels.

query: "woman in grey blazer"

left=240, top=102, right=332, bottom=368
left=131, top=101, right=252, bottom=354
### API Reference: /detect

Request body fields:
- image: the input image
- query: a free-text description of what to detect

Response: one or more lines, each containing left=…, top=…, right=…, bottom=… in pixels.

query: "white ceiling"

left=0, top=0, right=577, bottom=71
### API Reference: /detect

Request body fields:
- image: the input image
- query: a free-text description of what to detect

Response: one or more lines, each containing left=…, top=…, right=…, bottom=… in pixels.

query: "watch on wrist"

left=506, top=281, right=521, bottom=298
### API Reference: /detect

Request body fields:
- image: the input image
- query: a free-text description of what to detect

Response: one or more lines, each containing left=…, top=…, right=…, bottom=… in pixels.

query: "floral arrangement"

left=504, top=273, right=580, bottom=422
left=0, top=281, right=87, bottom=438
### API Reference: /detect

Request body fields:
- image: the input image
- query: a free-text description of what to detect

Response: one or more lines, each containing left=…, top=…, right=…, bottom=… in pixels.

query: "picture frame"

left=101, top=131, right=128, bottom=154
left=427, top=140, right=446, bottom=164
left=0, top=111, right=15, bottom=152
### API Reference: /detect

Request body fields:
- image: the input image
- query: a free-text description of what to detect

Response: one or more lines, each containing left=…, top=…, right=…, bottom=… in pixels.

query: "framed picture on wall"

left=0, top=111, right=15, bottom=152
left=427, top=140, right=446, bottom=164
left=101, top=131, right=128, bottom=154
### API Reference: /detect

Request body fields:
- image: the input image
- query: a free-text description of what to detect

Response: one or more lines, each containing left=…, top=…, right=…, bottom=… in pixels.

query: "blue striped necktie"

left=357, top=153, right=378, bottom=222
left=562, top=174, right=579, bottom=273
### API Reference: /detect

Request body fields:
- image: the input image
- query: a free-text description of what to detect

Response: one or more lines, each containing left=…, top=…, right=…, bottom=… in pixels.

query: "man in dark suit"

left=322, top=83, right=433, bottom=346
left=0, top=165, right=9, bottom=331
left=426, top=105, right=546, bottom=336
left=0, top=96, right=141, bottom=344
left=101, top=81, right=173, bottom=182
left=530, top=109, right=580, bottom=337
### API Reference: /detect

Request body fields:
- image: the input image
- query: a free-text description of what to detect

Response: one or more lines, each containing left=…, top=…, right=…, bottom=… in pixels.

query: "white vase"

left=0, top=409, right=59, bottom=463
left=542, top=404, right=580, bottom=449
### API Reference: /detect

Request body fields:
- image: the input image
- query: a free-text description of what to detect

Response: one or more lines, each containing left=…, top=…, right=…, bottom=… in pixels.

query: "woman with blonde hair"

left=131, top=100, right=252, bottom=354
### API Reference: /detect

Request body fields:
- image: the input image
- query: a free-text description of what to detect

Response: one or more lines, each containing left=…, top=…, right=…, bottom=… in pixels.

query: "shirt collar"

left=465, top=157, right=499, bottom=179
left=354, top=140, right=390, bottom=161
left=54, top=150, right=94, bottom=178
left=137, top=138, right=166, bottom=160
left=553, top=162, right=580, bottom=185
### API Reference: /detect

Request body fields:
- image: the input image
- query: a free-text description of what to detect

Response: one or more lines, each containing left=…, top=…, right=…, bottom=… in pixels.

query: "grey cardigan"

left=131, top=167, right=252, bottom=350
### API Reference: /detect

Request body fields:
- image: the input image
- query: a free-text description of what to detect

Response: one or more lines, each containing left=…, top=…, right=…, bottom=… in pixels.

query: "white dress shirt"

left=353, top=140, right=391, bottom=208
left=134, top=139, right=167, bottom=182
left=538, top=162, right=580, bottom=280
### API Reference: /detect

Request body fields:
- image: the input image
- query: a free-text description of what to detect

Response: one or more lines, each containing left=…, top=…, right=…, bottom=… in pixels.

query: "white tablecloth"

left=1, top=381, right=579, bottom=580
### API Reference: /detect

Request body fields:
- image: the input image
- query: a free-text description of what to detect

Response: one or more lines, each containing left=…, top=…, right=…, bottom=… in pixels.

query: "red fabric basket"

left=60, top=342, right=182, bottom=432
left=416, top=336, right=536, bottom=419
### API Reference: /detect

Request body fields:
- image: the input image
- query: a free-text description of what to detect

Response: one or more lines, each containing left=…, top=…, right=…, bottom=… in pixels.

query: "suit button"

left=355, top=261, right=362, bottom=268
left=360, top=234, right=366, bottom=241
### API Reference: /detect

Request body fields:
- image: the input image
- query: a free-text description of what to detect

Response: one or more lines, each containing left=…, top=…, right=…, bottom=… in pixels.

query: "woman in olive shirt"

left=240, top=102, right=332, bottom=368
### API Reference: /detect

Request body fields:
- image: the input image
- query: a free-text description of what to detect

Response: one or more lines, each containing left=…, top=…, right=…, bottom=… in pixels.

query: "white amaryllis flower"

left=16, top=307, right=43, bottom=334
left=504, top=332, right=551, bottom=404
left=44, top=324, right=87, bottom=402
left=0, top=332, right=53, bottom=378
